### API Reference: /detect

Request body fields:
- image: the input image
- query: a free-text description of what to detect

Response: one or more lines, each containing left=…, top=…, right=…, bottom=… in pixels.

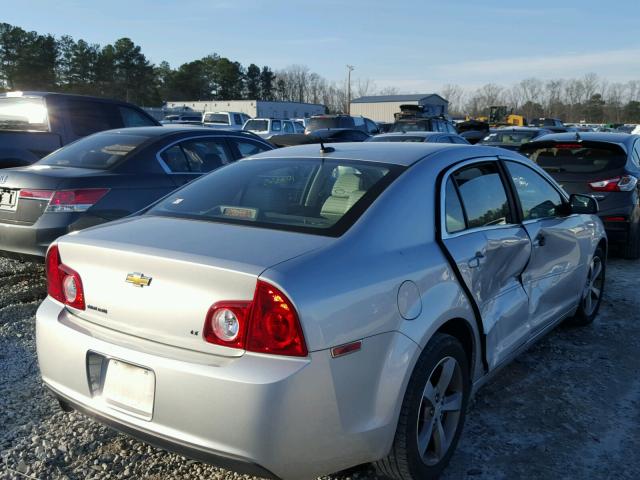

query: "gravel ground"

left=1, top=255, right=639, bottom=480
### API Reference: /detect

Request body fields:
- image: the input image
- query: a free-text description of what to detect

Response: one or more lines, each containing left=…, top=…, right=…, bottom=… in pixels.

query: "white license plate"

left=0, top=189, right=17, bottom=210
left=101, top=359, right=155, bottom=420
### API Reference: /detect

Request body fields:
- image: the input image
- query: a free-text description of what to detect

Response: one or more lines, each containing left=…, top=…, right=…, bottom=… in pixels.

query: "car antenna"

left=319, top=140, right=334, bottom=154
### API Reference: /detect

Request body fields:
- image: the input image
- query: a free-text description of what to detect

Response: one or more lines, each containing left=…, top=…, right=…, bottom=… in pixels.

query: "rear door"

left=157, top=136, right=235, bottom=186
left=441, top=160, right=532, bottom=369
left=502, top=159, right=589, bottom=332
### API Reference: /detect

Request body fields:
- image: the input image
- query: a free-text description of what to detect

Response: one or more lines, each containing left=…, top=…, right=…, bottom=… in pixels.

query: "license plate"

left=101, top=359, right=155, bottom=420
left=0, top=189, right=17, bottom=211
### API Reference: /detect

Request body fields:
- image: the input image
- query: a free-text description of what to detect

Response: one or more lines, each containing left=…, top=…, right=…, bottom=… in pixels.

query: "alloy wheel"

left=416, top=356, right=464, bottom=466
left=582, top=255, right=603, bottom=316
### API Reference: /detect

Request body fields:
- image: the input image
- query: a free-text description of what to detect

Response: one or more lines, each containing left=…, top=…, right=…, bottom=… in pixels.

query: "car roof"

left=0, top=91, right=137, bottom=106
left=530, top=131, right=639, bottom=147
left=245, top=142, right=500, bottom=167
left=495, top=126, right=548, bottom=132
left=94, top=126, right=270, bottom=140
left=374, top=132, right=445, bottom=138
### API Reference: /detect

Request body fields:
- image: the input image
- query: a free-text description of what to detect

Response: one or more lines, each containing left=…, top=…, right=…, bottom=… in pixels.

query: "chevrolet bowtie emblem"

left=126, top=272, right=152, bottom=288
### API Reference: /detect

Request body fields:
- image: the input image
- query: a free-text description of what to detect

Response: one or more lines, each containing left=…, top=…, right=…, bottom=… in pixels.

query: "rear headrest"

left=331, top=173, right=362, bottom=198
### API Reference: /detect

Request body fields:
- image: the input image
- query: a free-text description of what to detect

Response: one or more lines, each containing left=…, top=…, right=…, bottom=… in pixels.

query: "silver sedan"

left=36, top=143, right=607, bottom=479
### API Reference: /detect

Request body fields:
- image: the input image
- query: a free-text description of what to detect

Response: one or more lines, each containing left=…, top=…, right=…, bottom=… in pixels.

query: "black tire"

left=621, top=222, right=640, bottom=259
left=375, top=333, right=470, bottom=480
left=568, top=246, right=606, bottom=326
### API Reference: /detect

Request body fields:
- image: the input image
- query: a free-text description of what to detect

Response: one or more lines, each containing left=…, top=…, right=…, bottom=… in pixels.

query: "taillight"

left=247, top=281, right=307, bottom=357
left=589, top=175, right=638, bottom=192
left=20, top=188, right=109, bottom=212
left=203, top=280, right=307, bottom=357
left=19, top=189, right=54, bottom=200
left=203, top=302, right=251, bottom=349
left=45, top=244, right=86, bottom=310
left=47, top=188, right=110, bottom=212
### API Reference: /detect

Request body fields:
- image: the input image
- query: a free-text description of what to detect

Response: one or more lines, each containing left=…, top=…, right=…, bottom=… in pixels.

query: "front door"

left=441, top=161, right=532, bottom=369
left=502, top=159, right=589, bottom=333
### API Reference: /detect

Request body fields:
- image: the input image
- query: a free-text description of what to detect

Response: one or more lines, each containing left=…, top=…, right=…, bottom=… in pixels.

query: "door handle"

left=533, top=233, right=546, bottom=247
left=468, top=251, right=485, bottom=268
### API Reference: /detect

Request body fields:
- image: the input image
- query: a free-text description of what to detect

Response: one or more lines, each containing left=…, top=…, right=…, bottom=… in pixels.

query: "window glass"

left=283, top=121, right=294, bottom=133
left=353, top=117, right=365, bottom=127
left=233, top=114, right=243, bottom=125
left=271, top=120, right=282, bottom=132
left=506, top=161, right=563, bottom=220
left=453, top=163, right=511, bottom=229
left=233, top=139, right=271, bottom=157
left=368, top=135, right=425, bottom=143
left=147, top=159, right=402, bottom=236
left=452, top=136, right=468, bottom=145
left=66, top=100, right=121, bottom=137
left=204, top=113, right=229, bottom=124
left=244, top=119, right=268, bottom=132
left=293, top=122, right=305, bottom=133
left=0, top=96, right=49, bottom=132
left=119, top=107, right=156, bottom=127
left=365, top=119, right=378, bottom=134
left=39, top=133, right=148, bottom=169
left=445, top=178, right=465, bottom=233
left=446, top=122, right=457, bottom=133
left=633, top=141, right=640, bottom=168
left=523, top=144, right=627, bottom=174
left=161, top=145, right=190, bottom=172
left=179, top=139, right=233, bottom=172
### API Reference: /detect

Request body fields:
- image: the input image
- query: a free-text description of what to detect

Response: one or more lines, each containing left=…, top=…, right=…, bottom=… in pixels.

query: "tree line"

left=442, top=75, right=640, bottom=123
left=1, top=22, right=640, bottom=122
left=0, top=22, right=357, bottom=112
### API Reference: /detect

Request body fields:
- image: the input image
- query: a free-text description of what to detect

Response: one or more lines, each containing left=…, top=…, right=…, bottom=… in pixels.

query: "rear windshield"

left=525, top=144, right=627, bottom=174
left=38, top=133, right=149, bottom=169
left=146, top=158, right=403, bottom=236
left=244, top=120, right=268, bottom=132
left=0, top=96, right=49, bottom=132
left=480, top=131, right=539, bottom=146
left=307, top=117, right=352, bottom=131
left=391, top=121, right=429, bottom=132
left=203, top=113, right=228, bottom=124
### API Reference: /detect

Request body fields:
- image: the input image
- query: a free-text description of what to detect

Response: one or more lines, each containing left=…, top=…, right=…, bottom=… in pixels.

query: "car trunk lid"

left=56, top=215, right=332, bottom=356
left=0, top=165, right=111, bottom=225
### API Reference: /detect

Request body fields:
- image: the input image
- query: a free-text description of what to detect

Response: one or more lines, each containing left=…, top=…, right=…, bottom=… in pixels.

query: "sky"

left=2, top=0, right=639, bottom=92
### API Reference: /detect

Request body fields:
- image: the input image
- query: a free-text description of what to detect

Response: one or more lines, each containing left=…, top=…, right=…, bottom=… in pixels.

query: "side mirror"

left=569, top=193, right=598, bottom=214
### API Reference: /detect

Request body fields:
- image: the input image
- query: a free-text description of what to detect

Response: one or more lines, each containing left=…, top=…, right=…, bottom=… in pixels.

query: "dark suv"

left=529, top=118, right=567, bottom=133
left=521, top=132, right=640, bottom=258
left=0, top=91, right=159, bottom=168
left=305, top=114, right=380, bottom=135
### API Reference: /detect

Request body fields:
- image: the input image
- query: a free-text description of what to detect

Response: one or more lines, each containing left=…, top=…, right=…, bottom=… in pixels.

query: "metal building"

left=164, top=100, right=325, bottom=119
left=350, top=94, right=448, bottom=123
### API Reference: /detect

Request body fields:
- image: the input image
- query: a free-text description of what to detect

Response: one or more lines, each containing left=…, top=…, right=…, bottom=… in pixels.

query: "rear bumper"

left=36, top=297, right=418, bottom=479
left=0, top=221, right=68, bottom=259
left=598, top=207, right=636, bottom=244
left=0, top=212, right=106, bottom=259
left=48, top=384, right=278, bottom=479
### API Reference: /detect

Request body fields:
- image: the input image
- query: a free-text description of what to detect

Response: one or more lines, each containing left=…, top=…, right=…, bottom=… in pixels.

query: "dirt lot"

left=1, top=255, right=639, bottom=480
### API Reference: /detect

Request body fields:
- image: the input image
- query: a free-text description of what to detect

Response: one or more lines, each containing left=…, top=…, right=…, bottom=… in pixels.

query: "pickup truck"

left=202, top=111, right=251, bottom=130
left=0, top=91, right=159, bottom=168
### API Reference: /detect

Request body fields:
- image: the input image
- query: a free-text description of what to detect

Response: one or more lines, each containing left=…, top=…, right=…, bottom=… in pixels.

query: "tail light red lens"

left=589, top=175, right=638, bottom=192
left=47, top=188, right=110, bottom=212
left=203, top=280, right=308, bottom=357
left=19, top=189, right=54, bottom=200
left=203, top=302, right=251, bottom=349
left=20, top=188, right=109, bottom=212
left=45, top=244, right=85, bottom=310
left=247, top=281, right=307, bottom=357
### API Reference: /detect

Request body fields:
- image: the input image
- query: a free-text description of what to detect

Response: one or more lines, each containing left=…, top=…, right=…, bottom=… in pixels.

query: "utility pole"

left=346, top=65, right=354, bottom=114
